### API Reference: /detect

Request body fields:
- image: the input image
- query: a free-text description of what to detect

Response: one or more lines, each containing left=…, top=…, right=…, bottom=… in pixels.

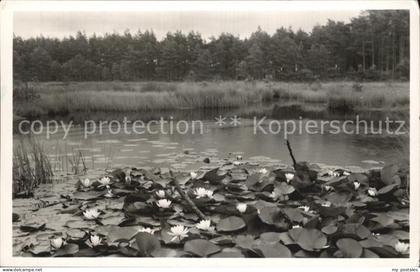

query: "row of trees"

left=13, top=10, right=409, bottom=82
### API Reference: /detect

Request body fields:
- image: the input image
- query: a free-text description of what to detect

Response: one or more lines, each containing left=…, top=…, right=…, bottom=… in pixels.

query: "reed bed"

left=13, top=137, right=53, bottom=197
left=14, top=81, right=409, bottom=117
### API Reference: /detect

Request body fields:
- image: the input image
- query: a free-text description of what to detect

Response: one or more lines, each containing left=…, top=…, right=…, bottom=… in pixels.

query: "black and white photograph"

left=1, top=0, right=419, bottom=267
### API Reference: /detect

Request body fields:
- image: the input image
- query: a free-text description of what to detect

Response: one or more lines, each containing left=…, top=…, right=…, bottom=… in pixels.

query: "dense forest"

left=13, top=10, right=409, bottom=82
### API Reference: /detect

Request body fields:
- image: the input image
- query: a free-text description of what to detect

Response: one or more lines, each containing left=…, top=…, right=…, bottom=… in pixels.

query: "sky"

left=14, top=10, right=362, bottom=40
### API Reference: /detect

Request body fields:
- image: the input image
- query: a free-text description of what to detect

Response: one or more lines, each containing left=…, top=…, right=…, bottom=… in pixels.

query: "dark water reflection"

left=13, top=104, right=409, bottom=171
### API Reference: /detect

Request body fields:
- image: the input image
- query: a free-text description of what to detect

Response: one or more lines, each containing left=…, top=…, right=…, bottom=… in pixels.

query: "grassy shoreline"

left=14, top=81, right=409, bottom=118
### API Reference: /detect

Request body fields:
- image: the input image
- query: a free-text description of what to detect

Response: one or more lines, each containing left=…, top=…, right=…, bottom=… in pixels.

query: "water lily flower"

left=50, top=237, right=64, bottom=249
left=195, top=219, right=213, bottom=231
left=259, top=168, right=269, bottom=175
left=285, top=173, right=294, bottom=183
left=321, top=201, right=332, bottom=207
left=343, top=171, right=351, bottom=176
left=236, top=203, right=247, bottom=213
left=99, top=176, right=111, bottom=186
left=194, top=187, right=213, bottom=199
left=190, top=171, right=198, bottom=180
left=137, top=227, right=156, bottom=234
left=353, top=181, right=361, bottom=190
left=83, top=208, right=100, bottom=220
left=372, top=232, right=380, bottom=236
left=86, top=234, right=102, bottom=248
left=233, top=161, right=242, bottom=166
left=292, top=225, right=301, bottom=229
left=125, top=176, right=131, bottom=183
left=324, top=185, right=333, bottom=192
left=168, top=225, right=189, bottom=241
left=328, top=171, right=340, bottom=177
left=394, top=241, right=409, bottom=254
left=298, top=205, right=310, bottom=212
left=104, top=189, right=114, bottom=198
left=80, top=178, right=91, bottom=188
left=236, top=155, right=243, bottom=160
left=156, top=199, right=172, bottom=209
left=269, top=191, right=277, bottom=199
left=155, top=190, right=166, bottom=198
left=368, top=187, right=377, bottom=197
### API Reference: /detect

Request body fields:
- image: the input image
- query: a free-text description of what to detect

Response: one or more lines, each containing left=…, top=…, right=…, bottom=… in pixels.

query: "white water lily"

left=285, top=173, right=294, bottom=183
left=368, top=187, right=377, bottom=197
left=155, top=190, right=166, bottom=198
left=236, top=155, right=243, bottom=160
left=292, top=225, right=301, bottom=229
left=125, top=176, right=131, bottom=183
left=324, top=185, right=333, bottom=192
left=298, top=205, right=310, bottom=212
left=353, top=181, right=361, bottom=190
left=259, top=168, right=269, bottom=175
left=233, top=160, right=242, bottom=166
left=269, top=191, right=277, bottom=199
left=190, top=171, right=198, bottom=179
left=104, top=189, right=114, bottom=198
left=343, top=171, right=351, bottom=176
left=156, top=199, right=172, bottom=209
left=83, top=208, right=100, bottom=220
left=321, top=201, right=332, bottom=207
left=99, top=176, right=111, bottom=186
left=394, top=241, right=409, bottom=254
left=194, top=187, right=213, bottom=199
left=328, top=171, right=340, bottom=177
left=168, top=225, right=189, bottom=241
left=80, top=178, right=91, bottom=188
left=137, top=227, right=156, bottom=234
left=50, top=237, right=64, bottom=249
left=86, top=234, right=102, bottom=248
left=196, top=219, right=212, bottom=231
left=236, top=203, right=247, bottom=213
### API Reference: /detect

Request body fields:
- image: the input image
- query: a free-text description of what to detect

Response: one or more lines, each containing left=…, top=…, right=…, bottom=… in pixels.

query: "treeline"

left=13, top=10, right=409, bottom=82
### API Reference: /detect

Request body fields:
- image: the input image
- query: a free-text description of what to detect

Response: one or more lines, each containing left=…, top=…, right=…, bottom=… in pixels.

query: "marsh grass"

left=13, top=137, right=53, bottom=197
left=14, top=81, right=409, bottom=118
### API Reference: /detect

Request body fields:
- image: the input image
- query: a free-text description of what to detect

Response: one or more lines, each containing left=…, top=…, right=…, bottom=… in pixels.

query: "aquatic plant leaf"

left=258, top=207, right=288, bottom=229
left=377, top=184, right=399, bottom=195
left=288, top=228, right=327, bottom=251
left=253, top=243, right=292, bottom=258
left=381, top=164, right=400, bottom=185
left=321, top=225, right=338, bottom=235
left=216, top=216, right=246, bottom=232
left=341, top=223, right=371, bottom=239
left=336, top=238, right=363, bottom=258
left=184, top=239, right=221, bottom=257
left=259, top=232, right=283, bottom=244
left=210, top=248, right=244, bottom=258
left=151, top=248, right=179, bottom=257
left=53, top=243, right=79, bottom=257
left=73, top=190, right=105, bottom=200
left=273, top=182, right=295, bottom=195
left=20, top=222, right=46, bottom=232
left=371, top=214, right=395, bottom=227
left=107, top=226, right=141, bottom=243
left=135, top=232, right=161, bottom=257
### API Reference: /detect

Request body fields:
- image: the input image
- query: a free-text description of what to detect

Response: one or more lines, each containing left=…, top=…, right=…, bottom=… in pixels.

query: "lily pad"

left=73, top=190, right=105, bottom=200
left=217, top=216, right=246, bottom=233
left=253, top=243, right=292, bottom=258
left=53, top=243, right=79, bottom=257
left=184, top=239, right=221, bottom=257
left=336, top=238, right=363, bottom=258
left=288, top=228, right=327, bottom=251
left=107, top=226, right=141, bottom=243
left=135, top=232, right=161, bottom=257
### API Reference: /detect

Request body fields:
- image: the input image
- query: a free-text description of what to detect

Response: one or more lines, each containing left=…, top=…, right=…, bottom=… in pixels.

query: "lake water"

left=14, top=107, right=409, bottom=172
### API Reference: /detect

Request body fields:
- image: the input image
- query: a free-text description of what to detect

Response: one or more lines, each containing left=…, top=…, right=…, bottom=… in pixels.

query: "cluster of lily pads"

left=20, top=158, right=409, bottom=258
